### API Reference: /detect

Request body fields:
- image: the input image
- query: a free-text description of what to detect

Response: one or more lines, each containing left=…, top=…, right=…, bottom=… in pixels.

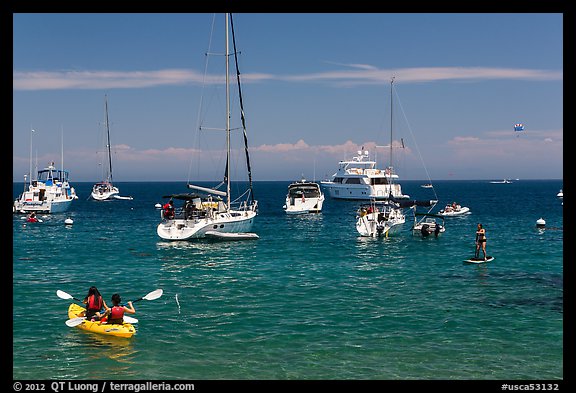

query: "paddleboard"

left=463, top=256, right=494, bottom=264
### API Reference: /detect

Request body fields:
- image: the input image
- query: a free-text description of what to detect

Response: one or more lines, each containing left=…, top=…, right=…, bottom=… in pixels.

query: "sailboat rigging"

left=157, top=13, right=258, bottom=241
left=355, top=78, right=438, bottom=237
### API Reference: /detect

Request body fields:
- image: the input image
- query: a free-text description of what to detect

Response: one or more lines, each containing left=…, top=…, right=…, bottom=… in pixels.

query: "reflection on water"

left=54, top=330, right=138, bottom=378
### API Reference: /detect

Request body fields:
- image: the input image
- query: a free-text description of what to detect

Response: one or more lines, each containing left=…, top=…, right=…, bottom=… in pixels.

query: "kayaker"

left=82, top=286, right=108, bottom=321
left=102, top=293, right=135, bottom=325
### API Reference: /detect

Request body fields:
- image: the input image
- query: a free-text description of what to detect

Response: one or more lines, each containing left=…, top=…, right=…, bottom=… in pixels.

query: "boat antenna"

left=61, top=125, right=64, bottom=177
left=389, top=76, right=394, bottom=171
left=29, top=127, right=35, bottom=185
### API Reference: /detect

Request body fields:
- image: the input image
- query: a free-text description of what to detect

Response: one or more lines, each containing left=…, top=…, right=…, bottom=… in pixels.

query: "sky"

left=12, top=12, right=563, bottom=182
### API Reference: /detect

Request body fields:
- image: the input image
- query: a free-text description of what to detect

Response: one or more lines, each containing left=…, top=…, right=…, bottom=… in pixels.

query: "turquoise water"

left=12, top=180, right=563, bottom=380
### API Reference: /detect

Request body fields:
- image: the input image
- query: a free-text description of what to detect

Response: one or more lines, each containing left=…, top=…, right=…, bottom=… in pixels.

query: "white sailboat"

left=355, top=78, right=438, bottom=238
left=90, top=95, right=132, bottom=201
left=356, top=199, right=406, bottom=237
left=157, top=13, right=258, bottom=241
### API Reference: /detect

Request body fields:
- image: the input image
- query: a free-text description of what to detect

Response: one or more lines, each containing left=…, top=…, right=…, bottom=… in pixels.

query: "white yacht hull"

left=157, top=210, right=257, bottom=241
left=14, top=198, right=73, bottom=214
left=321, top=182, right=408, bottom=200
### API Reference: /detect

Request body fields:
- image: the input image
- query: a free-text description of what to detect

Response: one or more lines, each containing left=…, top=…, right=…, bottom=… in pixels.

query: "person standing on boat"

left=475, top=223, right=487, bottom=261
left=163, top=199, right=175, bottom=219
left=101, top=293, right=135, bottom=325
left=82, top=286, right=108, bottom=321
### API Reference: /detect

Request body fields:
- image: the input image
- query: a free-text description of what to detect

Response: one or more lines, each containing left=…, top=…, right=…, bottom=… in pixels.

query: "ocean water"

left=12, top=180, right=563, bottom=380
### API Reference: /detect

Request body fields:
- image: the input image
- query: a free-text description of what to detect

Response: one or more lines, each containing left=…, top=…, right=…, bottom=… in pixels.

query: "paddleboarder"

left=475, top=223, right=487, bottom=261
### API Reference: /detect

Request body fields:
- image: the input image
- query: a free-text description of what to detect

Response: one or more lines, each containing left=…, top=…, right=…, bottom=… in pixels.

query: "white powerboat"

left=438, top=203, right=470, bottom=216
left=321, top=80, right=410, bottom=201
left=411, top=212, right=445, bottom=237
left=321, top=149, right=409, bottom=201
left=157, top=13, right=258, bottom=241
left=283, top=178, right=324, bottom=214
left=14, top=162, right=77, bottom=214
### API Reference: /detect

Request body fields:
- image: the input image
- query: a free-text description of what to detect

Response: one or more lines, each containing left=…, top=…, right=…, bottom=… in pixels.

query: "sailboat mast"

left=104, top=95, right=113, bottom=184
left=61, top=125, right=64, bottom=179
left=225, top=13, right=231, bottom=211
left=389, top=77, right=394, bottom=170
left=29, top=127, right=34, bottom=184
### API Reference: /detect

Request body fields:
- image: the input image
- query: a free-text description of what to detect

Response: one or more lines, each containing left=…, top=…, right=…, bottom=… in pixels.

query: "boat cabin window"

left=371, top=178, right=389, bottom=185
left=344, top=178, right=362, bottom=184
left=333, top=177, right=344, bottom=184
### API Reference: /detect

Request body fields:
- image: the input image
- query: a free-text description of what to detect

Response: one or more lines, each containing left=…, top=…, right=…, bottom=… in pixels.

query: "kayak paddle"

left=56, top=289, right=83, bottom=303
left=65, top=317, right=86, bottom=327
left=130, top=288, right=163, bottom=303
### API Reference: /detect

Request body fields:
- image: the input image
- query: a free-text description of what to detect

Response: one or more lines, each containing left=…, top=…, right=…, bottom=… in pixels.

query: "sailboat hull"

left=90, top=186, right=120, bottom=201
left=157, top=210, right=257, bottom=241
left=356, top=213, right=405, bottom=237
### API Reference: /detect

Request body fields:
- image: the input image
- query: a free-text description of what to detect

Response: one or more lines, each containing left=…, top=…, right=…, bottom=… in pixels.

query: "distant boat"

left=421, top=183, right=433, bottom=189
left=557, top=189, right=563, bottom=198
left=490, top=179, right=512, bottom=184
left=90, top=95, right=132, bottom=201
left=14, top=128, right=77, bottom=214
left=438, top=202, right=471, bottom=217
left=283, top=177, right=325, bottom=214
left=321, top=78, right=410, bottom=201
left=14, top=162, right=78, bottom=214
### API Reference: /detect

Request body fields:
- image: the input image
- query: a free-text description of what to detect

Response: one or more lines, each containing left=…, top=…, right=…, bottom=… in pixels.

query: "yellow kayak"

left=67, top=303, right=136, bottom=338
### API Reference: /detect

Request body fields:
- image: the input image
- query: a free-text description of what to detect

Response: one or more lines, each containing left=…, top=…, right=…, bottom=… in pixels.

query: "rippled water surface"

left=13, top=180, right=563, bottom=380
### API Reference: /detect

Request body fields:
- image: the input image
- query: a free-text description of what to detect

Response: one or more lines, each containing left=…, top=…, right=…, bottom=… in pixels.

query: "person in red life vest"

left=163, top=199, right=175, bottom=219
left=26, top=212, right=39, bottom=222
left=102, top=293, right=136, bottom=325
left=82, top=286, right=108, bottom=321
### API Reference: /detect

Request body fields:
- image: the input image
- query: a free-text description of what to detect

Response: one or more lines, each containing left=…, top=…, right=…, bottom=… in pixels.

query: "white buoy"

left=155, top=203, right=162, bottom=209
left=65, top=218, right=74, bottom=225
left=536, top=218, right=546, bottom=228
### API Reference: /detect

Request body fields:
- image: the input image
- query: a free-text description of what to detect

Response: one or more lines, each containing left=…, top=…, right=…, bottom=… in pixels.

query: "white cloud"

left=13, top=66, right=563, bottom=91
